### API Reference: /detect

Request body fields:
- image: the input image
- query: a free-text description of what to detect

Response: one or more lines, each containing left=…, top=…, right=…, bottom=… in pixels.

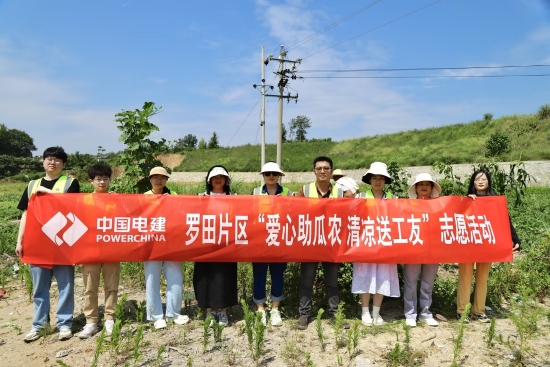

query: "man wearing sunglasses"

left=251, top=162, right=293, bottom=327
left=295, top=156, right=347, bottom=330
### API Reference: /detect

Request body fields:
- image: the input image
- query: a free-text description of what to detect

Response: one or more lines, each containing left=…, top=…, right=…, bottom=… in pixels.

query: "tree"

left=0, top=124, right=37, bottom=157
left=198, top=138, right=207, bottom=150
left=109, top=102, right=169, bottom=193
left=281, top=123, right=287, bottom=143
left=208, top=132, right=220, bottom=149
left=181, top=134, right=198, bottom=150
left=289, top=115, right=312, bottom=142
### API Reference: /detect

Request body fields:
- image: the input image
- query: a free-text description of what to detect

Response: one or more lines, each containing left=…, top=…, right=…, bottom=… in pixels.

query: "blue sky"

left=1, top=0, right=549, bottom=155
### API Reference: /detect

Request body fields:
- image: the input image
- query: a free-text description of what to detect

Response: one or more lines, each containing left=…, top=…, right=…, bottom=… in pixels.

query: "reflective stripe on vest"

left=253, top=186, right=293, bottom=196
left=303, top=182, right=342, bottom=198
left=27, top=176, right=73, bottom=197
left=360, top=190, right=393, bottom=199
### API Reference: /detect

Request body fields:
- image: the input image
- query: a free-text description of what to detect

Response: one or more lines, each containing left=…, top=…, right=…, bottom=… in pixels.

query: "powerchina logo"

left=42, top=212, right=88, bottom=246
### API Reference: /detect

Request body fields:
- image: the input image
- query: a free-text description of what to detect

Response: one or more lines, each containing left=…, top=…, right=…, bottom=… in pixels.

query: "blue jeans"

left=252, top=262, right=287, bottom=304
left=30, top=265, right=74, bottom=330
left=144, top=261, right=183, bottom=321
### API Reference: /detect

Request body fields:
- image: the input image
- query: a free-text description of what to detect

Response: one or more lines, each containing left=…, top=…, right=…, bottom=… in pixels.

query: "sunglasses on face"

left=263, top=172, right=280, bottom=177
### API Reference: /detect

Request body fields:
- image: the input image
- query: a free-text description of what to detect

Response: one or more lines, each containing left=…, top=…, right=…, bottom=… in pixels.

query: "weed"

left=203, top=316, right=212, bottom=353
left=332, top=302, right=346, bottom=348
left=20, top=262, right=33, bottom=303
left=134, top=300, right=146, bottom=323
left=346, top=320, right=360, bottom=360
left=384, top=321, right=418, bottom=366
left=538, top=104, right=550, bottom=120
left=110, top=319, right=123, bottom=359
left=241, top=299, right=266, bottom=365
left=1, top=322, right=22, bottom=334
left=186, top=355, right=194, bottom=367
left=91, top=328, right=106, bottom=367
left=154, top=345, right=166, bottom=367
left=305, top=352, right=314, bottom=367
left=212, top=319, right=225, bottom=347
left=253, top=311, right=266, bottom=363
left=485, top=317, right=496, bottom=348
left=115, top=294, right=129, bottom=324
left=451, top=303, right=471, bottom=367
left=56, top=360, right=71, bottom=367
left=38, top=323, right=55, bottom=344
left=315, top=308, right=325, bottom=351
left=336, top=353, right=343, bottom=366
left=133, top=326, right=144, bottom=367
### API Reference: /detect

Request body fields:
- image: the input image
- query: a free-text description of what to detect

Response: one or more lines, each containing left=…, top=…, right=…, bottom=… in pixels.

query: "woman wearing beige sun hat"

left=403, top=173, right=441, bottom=328
left=331, top=169, right=346, bottom=182
left=352, top=162, right=400, bottom=326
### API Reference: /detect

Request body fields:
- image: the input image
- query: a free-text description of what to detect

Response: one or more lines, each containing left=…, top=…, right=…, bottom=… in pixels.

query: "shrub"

left=537, top=104, right=550, bottom=120
left=484, top=131, right=511, bottom=157
left=484, top=113, right=493, bottom=122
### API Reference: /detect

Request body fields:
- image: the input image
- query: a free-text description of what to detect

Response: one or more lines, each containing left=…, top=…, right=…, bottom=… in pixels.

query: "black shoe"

left=456, top=313, right=470, bottom=323
left=298, top=315, right=309, bottom=330
left=330, top=316, right=350, bottom=329
left=471, top=314, right=490, bottom=323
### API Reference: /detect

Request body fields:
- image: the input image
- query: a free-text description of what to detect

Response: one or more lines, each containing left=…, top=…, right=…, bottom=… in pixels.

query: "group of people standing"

left=15, top=147, right=520, bottom=343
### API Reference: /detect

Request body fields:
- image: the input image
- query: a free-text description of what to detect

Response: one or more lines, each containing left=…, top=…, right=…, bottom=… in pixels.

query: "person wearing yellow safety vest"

left=352, top=162, right=400, bottom=326
left=251, top=162, right=293, bottom=327
left=296, top=156, right=349, bottom=330
left=78, top=164, right=121, bottom=339
left=15, top=147, right=80, bottom=343
left=143, top=167, right=189, bottom=330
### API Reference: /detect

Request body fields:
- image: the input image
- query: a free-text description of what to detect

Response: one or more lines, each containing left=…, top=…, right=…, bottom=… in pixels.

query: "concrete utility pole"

left=254, top=46, right=300, bottom=170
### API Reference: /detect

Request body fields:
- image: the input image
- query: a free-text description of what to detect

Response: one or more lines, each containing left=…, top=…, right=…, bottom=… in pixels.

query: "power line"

left=287, top=0, right=384, bottom=51
left=302, top=74, right=550, bottom=79
left=303, top=0, right=442, bottom=60
left=227, top=97, right=261, bottom=146
left=298, top=64, right=550, bottom=73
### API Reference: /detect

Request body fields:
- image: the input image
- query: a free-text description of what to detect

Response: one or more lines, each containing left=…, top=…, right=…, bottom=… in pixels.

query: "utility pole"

left=253, top=45, right=300, bottom=169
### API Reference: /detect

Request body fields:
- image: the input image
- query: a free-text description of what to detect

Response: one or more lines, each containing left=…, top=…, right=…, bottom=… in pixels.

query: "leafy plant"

left=203, top=316, right=212, bottom=353
left=114, top=294, right=130, bottom=325
left=133, top=326, right=144, bottom=366
left=346, top=320, right=360, bottom=360
left=110, top=102, right=169, bottom=193
left=92, top=328, right=106, bottom=367
left=315, top=308, right=325, bottom=351
left=485, top=317, right=496, bottom=348
left=154, top=345, right=166, bottom=367
left=332, top=302, right=346, bottom=348
left=241, top=299, right=266, bottom=365
left=485, top=131, right=511, bottom=157
left=537, top=103, right=550, bottom=120
left=386, top=160, right=411, bottom=198
left=451, top=303, right=471, bottom=367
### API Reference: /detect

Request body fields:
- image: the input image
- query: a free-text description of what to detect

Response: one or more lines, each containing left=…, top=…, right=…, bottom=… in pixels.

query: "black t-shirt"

left=17, top=177, right=81, bottom=211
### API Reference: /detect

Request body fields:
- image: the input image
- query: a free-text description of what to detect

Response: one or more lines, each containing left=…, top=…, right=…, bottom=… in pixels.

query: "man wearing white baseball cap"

left=403, top=173, right=441, bottom=327
left=251, top=162, right=293, bottom=326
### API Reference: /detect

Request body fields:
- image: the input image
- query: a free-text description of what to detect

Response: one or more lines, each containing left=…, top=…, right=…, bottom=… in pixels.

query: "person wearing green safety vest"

left=352, top=162, right=400, bottom=326
left=143, top=166, right=189, bottom=330
left=296, top=156, right=348, bottom=330
left=16, top=147, right=80, bottom=343
left=251, top=161, right=293, bottom=327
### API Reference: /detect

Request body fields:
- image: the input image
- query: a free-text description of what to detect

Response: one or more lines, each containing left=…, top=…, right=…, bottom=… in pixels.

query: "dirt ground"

left=1, top=273, right=549, bottom=367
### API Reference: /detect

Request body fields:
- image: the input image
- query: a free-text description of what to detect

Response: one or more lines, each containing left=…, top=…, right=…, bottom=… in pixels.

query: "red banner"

left=21, top=194, right=513, bottom=265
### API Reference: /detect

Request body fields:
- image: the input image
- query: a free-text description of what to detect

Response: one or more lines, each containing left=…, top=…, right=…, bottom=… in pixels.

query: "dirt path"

left=1, top=273, right=549, bottom=367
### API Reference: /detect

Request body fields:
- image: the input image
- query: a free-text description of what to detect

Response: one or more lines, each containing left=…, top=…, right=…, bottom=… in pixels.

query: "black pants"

left=299, top=262, right=340, bottom=317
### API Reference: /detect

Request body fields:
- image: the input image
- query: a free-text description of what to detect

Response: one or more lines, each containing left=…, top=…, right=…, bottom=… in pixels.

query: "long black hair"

left=467, top=169, right=497, bottom=196
left=205, top=165, right=231, bottom=195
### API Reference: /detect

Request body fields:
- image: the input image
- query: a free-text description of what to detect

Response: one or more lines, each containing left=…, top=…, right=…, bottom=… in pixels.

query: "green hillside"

left=175, top=112, right=550, bottom=172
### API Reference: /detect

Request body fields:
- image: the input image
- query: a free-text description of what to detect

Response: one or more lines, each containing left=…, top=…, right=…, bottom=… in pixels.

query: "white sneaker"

left=421, top=318, right=439, bottom=327
left=270, top=309, right=283, bottom=327
left=79, top=323, right=98, bottom=339
left=104, top=319, right=115, bottom=335
left=59, top=326, right=73, bottom=341
left=171, top=315, right=190, bottom=325
left=23, top=328, right=41, bottom=343
left=405, top=319, right=417, bottom=327
left=361, top=312, right=373, bottom=326
left=154, top=319, right=167, bottom=330
left=373, top=315, right=384, bottom=326
left=217, top=311, right=229, bottom=326
left=257, top=310, right=267, bottom=326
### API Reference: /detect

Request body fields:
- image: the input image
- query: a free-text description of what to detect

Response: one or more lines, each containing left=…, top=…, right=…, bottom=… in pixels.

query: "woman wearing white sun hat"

left=251, top=162, right=293, bottom=326
left=403, top=173, right=442, bottom=327
left=352, top=162, right=400, bottom=326
left=193, top=165, right=238, bottom=327
left=143, top=167, right=189, bottom=329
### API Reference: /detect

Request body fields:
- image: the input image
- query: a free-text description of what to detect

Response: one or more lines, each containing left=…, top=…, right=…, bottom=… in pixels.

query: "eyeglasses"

left=314, top=166, right=331, bottom=172
left=474, top=178, right=488, bottom=182
left=94, top=178, right=111, bottom=183
left=263, top=172, right=280, bottom=177
left=44, top=157, right=63, bottom=164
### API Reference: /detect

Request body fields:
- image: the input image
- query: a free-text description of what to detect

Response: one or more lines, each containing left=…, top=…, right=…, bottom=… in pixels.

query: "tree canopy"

left=0, top=124, right=37, bottom=157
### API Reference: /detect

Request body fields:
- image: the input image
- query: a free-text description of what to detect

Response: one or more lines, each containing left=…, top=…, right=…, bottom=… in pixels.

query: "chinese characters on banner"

left=21, top=194, right=513, bottom=265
